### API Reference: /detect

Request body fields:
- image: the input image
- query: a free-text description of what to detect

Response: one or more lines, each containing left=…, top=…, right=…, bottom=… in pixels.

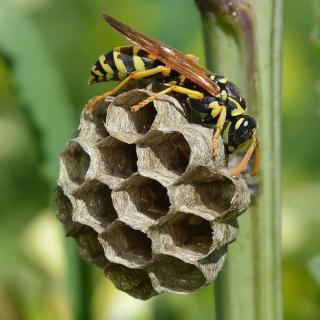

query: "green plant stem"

left=65, top=239, right=93, bottom=320
left=195, top=0, right=283, bottom=319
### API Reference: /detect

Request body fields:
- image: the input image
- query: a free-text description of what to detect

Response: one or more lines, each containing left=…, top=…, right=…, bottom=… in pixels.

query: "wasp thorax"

left=227, top=115, right=257, bottom=153
left=225, top=82, right=247, bottom=108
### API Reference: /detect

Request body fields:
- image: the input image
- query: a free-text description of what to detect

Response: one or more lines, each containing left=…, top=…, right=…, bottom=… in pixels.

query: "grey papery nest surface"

left=55, top=87, right=251, bottom=300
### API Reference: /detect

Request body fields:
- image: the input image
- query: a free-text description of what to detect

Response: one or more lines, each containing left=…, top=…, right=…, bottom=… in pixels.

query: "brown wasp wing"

left=102, top=13, right=220, bottom=96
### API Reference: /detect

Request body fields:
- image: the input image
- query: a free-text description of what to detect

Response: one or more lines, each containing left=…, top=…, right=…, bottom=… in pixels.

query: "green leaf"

left=307, top=254, right=320, bottom=287
left=0, top=1, right=75, bottom=185
left=0, top=3, right=93, bottom=320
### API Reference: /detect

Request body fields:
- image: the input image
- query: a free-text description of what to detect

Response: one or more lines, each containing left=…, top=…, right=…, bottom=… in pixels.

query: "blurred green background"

left=1, top=0, right=320, bottom=319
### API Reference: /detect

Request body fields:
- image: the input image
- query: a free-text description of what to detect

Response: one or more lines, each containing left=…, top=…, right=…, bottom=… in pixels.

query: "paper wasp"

left=86, top=13, right=258, bottom=176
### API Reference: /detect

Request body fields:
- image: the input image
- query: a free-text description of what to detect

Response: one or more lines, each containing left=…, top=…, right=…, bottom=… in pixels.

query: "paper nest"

left=55, top=88, right=250, bottom=300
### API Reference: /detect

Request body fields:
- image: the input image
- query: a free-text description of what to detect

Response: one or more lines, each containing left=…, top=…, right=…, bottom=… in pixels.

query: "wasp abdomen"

left=89, top=45, right=162, bottom=84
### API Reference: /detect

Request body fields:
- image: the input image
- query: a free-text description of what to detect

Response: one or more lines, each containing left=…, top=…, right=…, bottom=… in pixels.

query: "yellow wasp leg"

left=211, top=106, right=227, bottom=156
left=228, top=136, right=257, bottom=176
left=130, top=84, right=204, bottom=111
left=250, top=140, right=260, bottom=176
left=85, top=66, right=171, bottom=110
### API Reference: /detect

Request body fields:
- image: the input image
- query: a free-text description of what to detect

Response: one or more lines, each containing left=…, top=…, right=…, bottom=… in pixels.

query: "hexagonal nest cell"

left=97, top=137, right=137, bottom=179
left=131, top=103, right=157, bottom=135
left=168, top=166, right=250, bottom=220
left=100, top=221, right=152, bottom=267
left=73, top=179, right=117, bottom=230
left=74, top=225, right=109, bottom=269
left=194, top=177, right=235, bottom=214
left=89, top=99, right=110, bottom=138
left=158, top=212, right=213, bottom=255
left=126, top=177, right=170, bottom=221
left=105, top=264, right=157, bottom=300
left=148, top=255, right=206, bottom=293
left=139, top=131, right=191, bottom=176
left=55, top=87, right=251, bottom=299
left=106, top=91, right=157, bottom=143
left=55, top=186, right=82, bottom=236
left=114, top=90, right=157, bottom=135
left=60, top=141, right=90, bottom=185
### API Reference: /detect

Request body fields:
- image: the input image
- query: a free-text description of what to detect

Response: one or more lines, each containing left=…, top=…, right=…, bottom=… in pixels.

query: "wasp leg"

left=228, top=136, right=257, bottom=176
left=130, top=84, right=204, bottom=111
left=250, top=141, right=260, bottom=176
left=211, top=106, right=227, bottom=156
left=85, top=66, right=171, bottom=110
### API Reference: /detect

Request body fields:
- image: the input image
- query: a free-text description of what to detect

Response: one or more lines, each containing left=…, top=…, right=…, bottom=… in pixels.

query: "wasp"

left=86, top=13, right=259, bottom=176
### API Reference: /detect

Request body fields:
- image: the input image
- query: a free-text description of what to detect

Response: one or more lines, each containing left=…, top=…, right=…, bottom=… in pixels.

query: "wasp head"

left=226, top=115, right=257, bottom=153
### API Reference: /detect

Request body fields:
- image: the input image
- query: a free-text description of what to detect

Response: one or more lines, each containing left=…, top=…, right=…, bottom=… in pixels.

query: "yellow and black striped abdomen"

left=88, top=45, right=162, bottom=84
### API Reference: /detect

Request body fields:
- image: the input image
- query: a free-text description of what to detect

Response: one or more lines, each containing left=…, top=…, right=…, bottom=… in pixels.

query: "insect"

left=86, top=13, right=259, bottom=176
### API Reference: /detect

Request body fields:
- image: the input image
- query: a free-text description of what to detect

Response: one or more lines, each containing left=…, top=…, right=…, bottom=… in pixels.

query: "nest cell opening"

left=160, top=212, right=212, bottom=255
left=90, top=99, right=109, bottom=137
left=74, top=225, right=108, bottom=268
left=143, top=132, right=191, bottom=176
left=130, top=103, right=157, bottom=135
left=97, top=138, right=138, bottom=178
left=55, top=186, right=82, bottom=236
left=73, top=179, right=117, bottom=229
left=105, top=264, right=156, bottom=300
left=195, top=177, right=235, bottom=214
left=101, top=221, right=152, bottom=266
left=61, top=141, right=90, bottom=184
left=114, top=90, right=157, bottom=135
left=150, top=255, right=206, bottom=292
left=128, top=178, right=170, bottom=220
left=55, top=187, right=73, bottom=225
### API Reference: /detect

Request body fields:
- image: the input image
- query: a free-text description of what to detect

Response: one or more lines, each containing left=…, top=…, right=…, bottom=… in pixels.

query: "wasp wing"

left=102, top=13, right=220, bottom=96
